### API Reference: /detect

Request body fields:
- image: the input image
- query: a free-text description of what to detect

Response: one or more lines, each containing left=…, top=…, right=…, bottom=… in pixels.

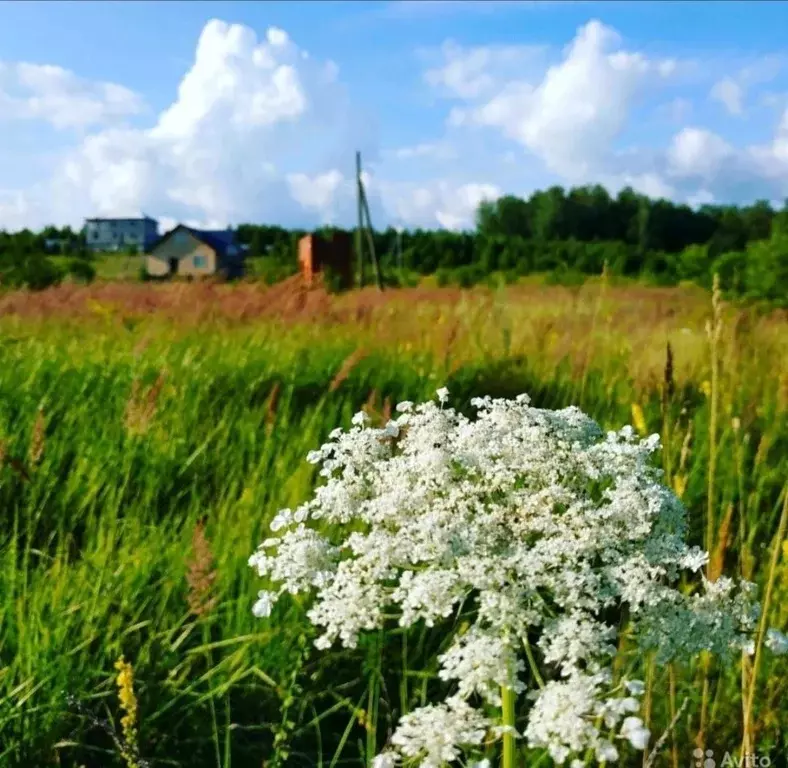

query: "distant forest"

left=1, top=184, right=786, bottom=301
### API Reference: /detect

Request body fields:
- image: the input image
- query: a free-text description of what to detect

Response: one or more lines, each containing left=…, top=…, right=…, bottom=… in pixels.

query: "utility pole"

left=355, top=150, right=382, bottom=291
left=355, top=151, right=365, bottom=288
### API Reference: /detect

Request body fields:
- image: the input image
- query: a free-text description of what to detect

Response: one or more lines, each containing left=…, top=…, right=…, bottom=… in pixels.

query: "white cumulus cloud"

left=0, top=18, right=501, bottom=233
left=0, top=61, right=144, bottom=130
left=0, top=19, right=371, bottom=230
left=5, top=15, right=788, bottom=234
left=424, top=20, right=788, bottom=208
left=446, top=20, right=676, bottom=180
left=376, top=179, right=500, bottom=231
left=667, top=127, right=734, bottom=180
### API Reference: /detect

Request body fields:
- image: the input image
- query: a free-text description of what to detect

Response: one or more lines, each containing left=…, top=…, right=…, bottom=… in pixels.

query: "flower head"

left=250, top=392, right=765, bottom=766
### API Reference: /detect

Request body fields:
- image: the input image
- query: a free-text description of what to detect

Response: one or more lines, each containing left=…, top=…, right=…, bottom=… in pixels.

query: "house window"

left=194, top=255, right=207, bottom=268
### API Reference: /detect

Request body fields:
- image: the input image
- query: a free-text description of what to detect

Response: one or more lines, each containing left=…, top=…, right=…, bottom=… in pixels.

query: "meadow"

left=0, top=276, right=786, bottom=767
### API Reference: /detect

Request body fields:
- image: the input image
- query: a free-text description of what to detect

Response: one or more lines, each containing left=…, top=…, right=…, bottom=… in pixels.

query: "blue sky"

left=1, top=0, right=788, bottom=231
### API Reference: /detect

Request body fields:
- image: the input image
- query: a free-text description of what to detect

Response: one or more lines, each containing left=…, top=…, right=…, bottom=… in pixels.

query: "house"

left=145, top=224, right=245, bottom=279
left=43, top=237, right=70, bottom=254
left=298, top=231, right=353, bottom=288
left=84, top=216, right=159, bottom=253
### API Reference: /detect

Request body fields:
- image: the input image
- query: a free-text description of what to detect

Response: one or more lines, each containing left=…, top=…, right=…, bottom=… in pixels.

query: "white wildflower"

left=438, top=629, right=525, bottom=705
left=624, top=679, right=645, bottom=696
left=250, top=392, right=768, bottom=766
left=596, top=740, right=619, bottom=762
left=395, top=569, right=465, bottom=628
left=525, top=672, right=635, bottom=763
left=620, top=716, right=650, bottom=749
left=765, top=628, right=788, bottom=655
left=252, top=590, right=274, bottom=618
left=371, top=753, right=397, bottom=768
left=269, top=509, right=292, bottom=532
left=390, top=696, right=488, bottom=768
left=679, top=547, right=709, bottom=573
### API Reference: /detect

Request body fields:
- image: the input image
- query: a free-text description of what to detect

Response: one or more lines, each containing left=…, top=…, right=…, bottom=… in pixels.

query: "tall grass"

left=0, top=281, right=786, bottom=766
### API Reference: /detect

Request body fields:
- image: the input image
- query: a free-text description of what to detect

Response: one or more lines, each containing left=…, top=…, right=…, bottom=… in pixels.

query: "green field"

left=0, top=280, right=786, bottom=767
left=50, top=253, right=145, bottom=282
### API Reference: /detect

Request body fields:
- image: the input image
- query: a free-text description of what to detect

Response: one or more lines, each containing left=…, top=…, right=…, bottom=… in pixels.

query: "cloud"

left=658, top=113, right=788, bottom=203
left=444, top=21, right=677, bottom=180
left=388, top=141, right=458, bottom=161
left=424, top=40, right=547, bottom=100
left=0, top=18, right=505, bottom=233
left=0, top=19, right=501, bottom=232
left=658, top=97, right=693, bottom=124
left=287, top=170, right=348, bottom=222
left=375, top=179, right=501, bottom=230
left=710, top=77, right=744, bottom=116
left=667, top=127, right=734, bottom=179
left=709, top=56, right=784, bottom=116
left=5, top=15, right=788, bottom=234
left=1, top=19, right=374, bottom=230
left=423, top=20, right=788, bottom=207
left=0, top=189, right=35, bottom=230
left=686, top=189, right=715, bottom=208
left=0, top=61, right=144, bottom=130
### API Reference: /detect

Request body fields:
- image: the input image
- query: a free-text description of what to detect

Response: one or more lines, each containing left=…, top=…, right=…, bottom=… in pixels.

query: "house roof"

left=196, top=229, right=236, bottom=255
left=147, top=224, right=240, bottom=259
left=85, top=215, right=157, bottom=223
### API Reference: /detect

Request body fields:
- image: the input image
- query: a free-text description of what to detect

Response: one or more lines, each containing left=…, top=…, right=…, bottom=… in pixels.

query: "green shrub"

left=0, top=252, right=63, bottom=291
left=66, top=258, right=96, bottom=284
left=544, top=264, right=585, bottom=287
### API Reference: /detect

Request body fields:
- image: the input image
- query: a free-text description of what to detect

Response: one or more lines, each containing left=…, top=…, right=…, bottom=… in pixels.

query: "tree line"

left=236, top=185, right=787, bottom=301
left=1, top=185, right=786, bottom=301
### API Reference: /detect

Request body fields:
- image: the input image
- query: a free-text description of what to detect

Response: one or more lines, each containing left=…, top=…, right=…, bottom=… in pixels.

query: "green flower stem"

left=501, top=685, right=516, bottom=768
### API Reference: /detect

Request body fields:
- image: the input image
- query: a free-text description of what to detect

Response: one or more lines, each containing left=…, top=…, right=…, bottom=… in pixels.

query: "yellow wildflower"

left=700, top=380, right=712, bottom=398
left=631, top=403, right=648, bottom=437
left=114, top=655, right=140, bottom=768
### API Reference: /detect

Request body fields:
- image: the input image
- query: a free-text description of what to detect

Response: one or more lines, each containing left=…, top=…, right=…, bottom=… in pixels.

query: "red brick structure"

left=298, top=231, right=353, bottom=288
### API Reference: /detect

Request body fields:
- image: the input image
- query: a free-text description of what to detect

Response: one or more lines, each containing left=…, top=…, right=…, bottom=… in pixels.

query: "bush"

left=544, top=264, right=585, bottom=287
left=455, top=264, right=484, bottom=288
left=743, top=236, right=788, bottom=304
left=66, top=258, right=96, bottom=284
left=0, top=252, right=64, bottom=291
left=247, top=256, right=299, bottom=286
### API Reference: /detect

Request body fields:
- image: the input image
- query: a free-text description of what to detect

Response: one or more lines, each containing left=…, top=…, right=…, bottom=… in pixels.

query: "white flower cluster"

left=524, top=671, right=649, bottom=764
left=249, top=391, right=769, bottom=766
